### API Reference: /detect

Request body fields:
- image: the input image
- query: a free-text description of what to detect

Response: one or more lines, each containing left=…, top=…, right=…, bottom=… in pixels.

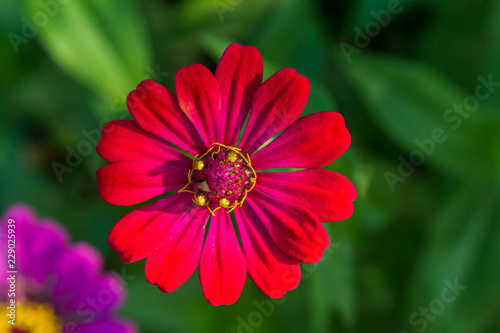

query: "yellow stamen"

left=194, top=195, right=206, bottom=206
left=179, top=143, right=258, bottom=214
left=219, top=198, right=230, bottom=208
left=194, top=160, right=204, bottom=170
left=228, top=151, right=238, bottom=163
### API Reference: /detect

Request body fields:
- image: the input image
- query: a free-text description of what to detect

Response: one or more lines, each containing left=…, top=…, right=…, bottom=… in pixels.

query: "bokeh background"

left=1, top=0, right=500, bottom=332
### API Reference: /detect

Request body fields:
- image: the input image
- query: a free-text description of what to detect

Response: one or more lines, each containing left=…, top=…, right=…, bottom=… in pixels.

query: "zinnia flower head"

left=0, top=204, right=136, bottom=332
left=96, top=43, right=356, bottom=305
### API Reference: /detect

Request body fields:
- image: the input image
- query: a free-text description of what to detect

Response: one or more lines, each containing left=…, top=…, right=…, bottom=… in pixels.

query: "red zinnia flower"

left=96, top=43, right=356, bottom=305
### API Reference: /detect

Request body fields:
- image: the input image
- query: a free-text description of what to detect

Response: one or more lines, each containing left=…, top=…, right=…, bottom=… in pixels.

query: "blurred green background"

left=1, top=0, right=500, bottom=332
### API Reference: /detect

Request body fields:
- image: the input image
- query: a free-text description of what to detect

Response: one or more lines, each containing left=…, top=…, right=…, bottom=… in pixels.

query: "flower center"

left=0, top=302, right=61, bottom=333
left=180, top=143, right=256, bottom=215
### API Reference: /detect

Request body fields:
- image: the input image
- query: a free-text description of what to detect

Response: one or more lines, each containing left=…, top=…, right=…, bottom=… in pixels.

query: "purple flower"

left=0, top=204, right=136, bottom=333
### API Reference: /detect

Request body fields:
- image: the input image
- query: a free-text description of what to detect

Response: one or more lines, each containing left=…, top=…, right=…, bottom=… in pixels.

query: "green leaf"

left=417, top=0, right=498, bottom=91
left=178, top=0, right=285, bottom=46
left=251, top=0, right=327, bottom=81
left=479, top=1, right=500, bottom=108
left=341, top=53, right=500, bottom=178
left=315, top=231, right=356, bottom=327
left=344, top=0, right=412, bottom=33
left=407, top=181, right=500, bottom=333
left=27, top=0, right=152, bottom=113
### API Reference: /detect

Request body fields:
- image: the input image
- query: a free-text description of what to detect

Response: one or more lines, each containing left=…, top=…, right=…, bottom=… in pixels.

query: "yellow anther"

left=195, top=195, right=206, bottom=206
left=219, top=198, right=230, bottom=208
left=228, top=151, right=238, bottom=163
left=180, top=143, right=258, bottom=213
left=194, top=160, right=204, bottom=170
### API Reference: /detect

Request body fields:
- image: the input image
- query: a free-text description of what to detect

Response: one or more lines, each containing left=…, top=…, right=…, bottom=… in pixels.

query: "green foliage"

left=343, top=53, right=500, bottom=177
left=26, top=0, right=152, bottom=115
left=410, top=181, right=500, bottom=333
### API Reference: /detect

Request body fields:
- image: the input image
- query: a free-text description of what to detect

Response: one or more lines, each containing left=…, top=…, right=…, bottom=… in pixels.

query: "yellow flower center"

left=0, top=302, right=61, bottom=333
left=179, top=143, right=257, bottom=215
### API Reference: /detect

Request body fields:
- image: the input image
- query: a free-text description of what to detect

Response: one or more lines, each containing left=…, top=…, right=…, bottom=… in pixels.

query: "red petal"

left=199, top=212, right=246, bottom=305
left=243, top=190, right=330, bottom=263
left=234, top=208, right=300, bottom=298
left=256, top=170, right=356, bottom=222
left=251, top=112, right=351, bottom=169
left=127, top=80, right=207, bottom=155
left=176, top=64, right=222, bottom=146
left=96, top=120, right=191, bottom=172
left=238, top=68, right=310, bottom=154
left=96, top=161, right=188, bottom=206
left=145, top=207, right=210, bottom=292
left=216, top=43, right=263, bottom=146
left=108, top=193, right=194, bottom=263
